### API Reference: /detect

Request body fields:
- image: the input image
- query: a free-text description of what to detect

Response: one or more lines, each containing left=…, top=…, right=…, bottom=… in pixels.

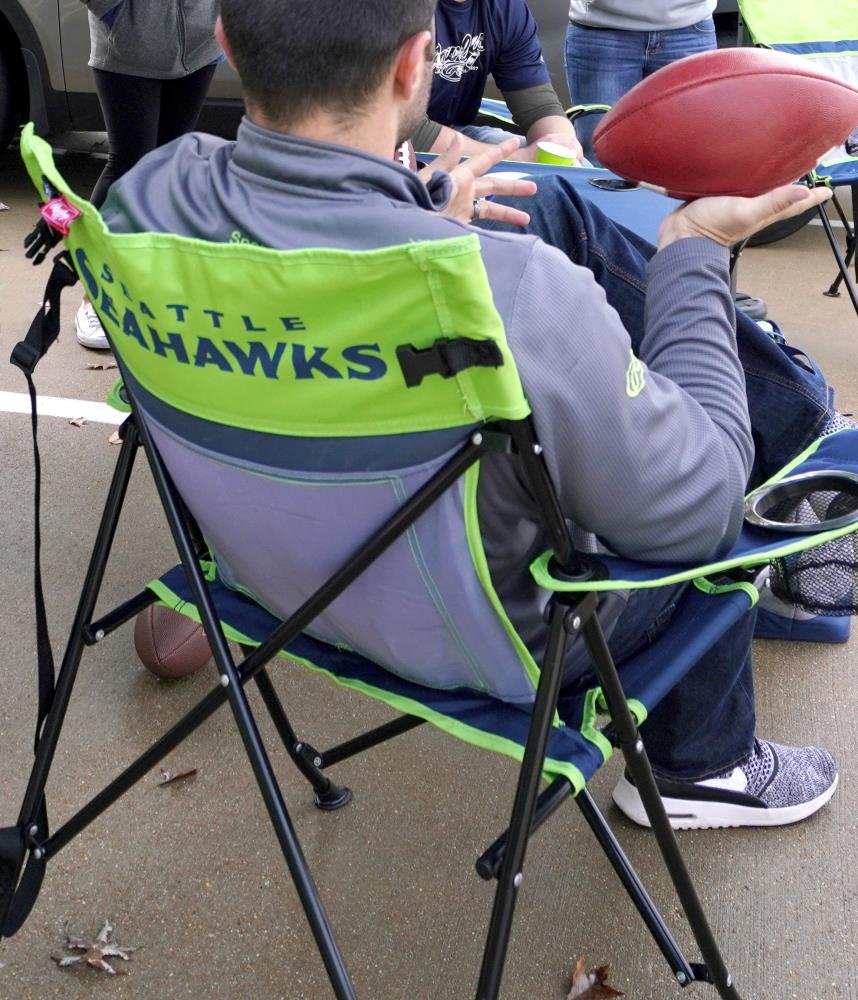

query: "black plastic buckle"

left=9, top=341, right=41, bottom=377
left=396, top=337, right=503, bottom=389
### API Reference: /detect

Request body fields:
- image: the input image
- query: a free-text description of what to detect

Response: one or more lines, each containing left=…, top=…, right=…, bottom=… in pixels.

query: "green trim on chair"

left=463, top=464, right=541, bottom=693
left=693, top=577, right=760, bottom=607
left=580, top=688, right=614, bottom=763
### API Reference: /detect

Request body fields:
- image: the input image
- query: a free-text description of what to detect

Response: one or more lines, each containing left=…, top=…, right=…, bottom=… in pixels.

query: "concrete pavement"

left=1, top=137, right=858, bottom=999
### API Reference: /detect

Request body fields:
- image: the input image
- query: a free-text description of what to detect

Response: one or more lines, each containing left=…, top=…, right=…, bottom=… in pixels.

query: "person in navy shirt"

left=411, top=0, right=582, bottom=161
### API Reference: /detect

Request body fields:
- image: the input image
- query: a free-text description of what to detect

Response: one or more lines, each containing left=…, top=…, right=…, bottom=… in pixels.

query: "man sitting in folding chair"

left=89, top=0, right=839, bottom=831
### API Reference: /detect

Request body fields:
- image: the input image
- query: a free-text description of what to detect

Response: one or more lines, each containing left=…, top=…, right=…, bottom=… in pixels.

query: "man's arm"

left=507, top=239, right=753, bottom=564
left=412, top=115, right=511, bottom=157
left=502, top=84, right=582, bottom=160
left=502, top=183, right=831, bottom=564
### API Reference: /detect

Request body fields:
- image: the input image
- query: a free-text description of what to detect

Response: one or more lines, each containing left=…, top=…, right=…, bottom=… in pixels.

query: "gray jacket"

left=82, top=0, right=221, bottom=79
left=568, top=0, right=716, bottom=31
left=101, top=120, right=753, bottom=665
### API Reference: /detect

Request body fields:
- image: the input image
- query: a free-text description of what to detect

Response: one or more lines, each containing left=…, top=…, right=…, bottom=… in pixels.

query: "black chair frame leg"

left=580, top=610, right=742, bottom=1000
left=4, top=407, right=484, bottom=995
left=474, top=592, right=742, bottom=1000
left=817, top=188, right=858, bottom=319
left=823, top=185, right=858, bottom=299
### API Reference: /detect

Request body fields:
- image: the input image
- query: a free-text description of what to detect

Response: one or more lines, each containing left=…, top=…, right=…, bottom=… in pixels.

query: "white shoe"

left=75, top=300, right=110, bottom=350
left=612, top=739, right=838, bottom=830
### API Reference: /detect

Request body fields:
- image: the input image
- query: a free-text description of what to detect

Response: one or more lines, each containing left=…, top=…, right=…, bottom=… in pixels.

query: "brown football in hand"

left=593, top=47, right=858, bottom=200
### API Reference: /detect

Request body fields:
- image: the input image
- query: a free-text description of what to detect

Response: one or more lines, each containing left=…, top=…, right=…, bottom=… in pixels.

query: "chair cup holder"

left=745, top=470, right=858, bottom=617
left=744, top=470, right=858, bottom=534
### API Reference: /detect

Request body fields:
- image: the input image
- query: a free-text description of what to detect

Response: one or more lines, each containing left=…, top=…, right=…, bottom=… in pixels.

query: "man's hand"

left=508, top=129, right=583, bottom=164
left=419, top=135, right=538, bottom=227
left=658, top=183, right=833, bottom=250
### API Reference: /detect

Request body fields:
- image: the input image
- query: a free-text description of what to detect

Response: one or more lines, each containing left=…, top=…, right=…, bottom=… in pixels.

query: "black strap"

left=10, top=251, right=79, bottom=751
left=396, top=337, right=504, bottom=389
left=11, top=251, right=78, bottom=378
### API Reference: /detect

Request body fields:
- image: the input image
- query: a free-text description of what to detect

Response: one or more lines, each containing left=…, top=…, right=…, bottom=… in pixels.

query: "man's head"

left=218, top=0, right=437, bottom=145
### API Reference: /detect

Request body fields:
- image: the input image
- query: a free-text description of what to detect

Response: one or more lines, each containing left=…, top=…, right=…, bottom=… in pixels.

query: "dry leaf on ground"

left=52, top=920, right=138, bottom=975
left=84, top=361, right=117, bottom=370
left=0, top=203, right=9, bottom=211
left=567, top=957, right=624, bottom=999
left=157, top=766, right=198, bottom=786
left=108, top=430, right=122, bottom=445
left=68, top=417, right=87, bottom=428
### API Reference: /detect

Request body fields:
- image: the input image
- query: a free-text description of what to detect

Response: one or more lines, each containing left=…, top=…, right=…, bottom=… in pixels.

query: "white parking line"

left=0, top=391, right=124, bottom=425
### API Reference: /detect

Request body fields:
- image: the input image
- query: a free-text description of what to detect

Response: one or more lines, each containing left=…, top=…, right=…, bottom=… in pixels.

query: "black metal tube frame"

left=811, top=177, right=858, bottom=319
left=579, top=610, right=741, bottom=999
left=6, top=393, right=743, bottom=1000
left=824, top=184, right=857, bottom=298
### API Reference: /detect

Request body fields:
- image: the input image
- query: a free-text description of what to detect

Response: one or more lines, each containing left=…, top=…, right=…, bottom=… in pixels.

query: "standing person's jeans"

left=90, top=64, right=218, bottom=207
left=565, top=18, right=718, bottom=162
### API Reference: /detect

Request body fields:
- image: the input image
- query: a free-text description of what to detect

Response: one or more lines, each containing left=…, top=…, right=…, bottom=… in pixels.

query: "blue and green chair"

left=738, top=0, right=858, bottom=317
left=5, top=125, right=858, bottom=999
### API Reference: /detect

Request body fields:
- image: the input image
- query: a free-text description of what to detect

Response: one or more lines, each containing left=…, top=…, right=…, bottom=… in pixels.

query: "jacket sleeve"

left=505, top=238, right=754, bottom=564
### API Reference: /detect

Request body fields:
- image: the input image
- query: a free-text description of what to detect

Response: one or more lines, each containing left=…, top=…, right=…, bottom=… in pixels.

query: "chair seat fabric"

left=148, top=566, right=753, bottom=793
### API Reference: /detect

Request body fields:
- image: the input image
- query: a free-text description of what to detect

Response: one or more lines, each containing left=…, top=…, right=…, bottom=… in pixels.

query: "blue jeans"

left=608, top=583, right=756, bottom=780
left=565, top=18, right=718, bottom=163
left=479, top=174, right=833, bottom=778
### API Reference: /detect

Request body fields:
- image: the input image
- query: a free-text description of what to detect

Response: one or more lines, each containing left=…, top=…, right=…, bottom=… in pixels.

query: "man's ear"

left=392, top=30, right=433, bottom=101
left=215, top=16, right=237, bottom=69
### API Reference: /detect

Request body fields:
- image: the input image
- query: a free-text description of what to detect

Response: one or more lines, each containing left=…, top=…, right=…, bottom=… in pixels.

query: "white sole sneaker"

left=612, top=771, right=839, bottom=831
left=75, top=300, right=110, bottom=350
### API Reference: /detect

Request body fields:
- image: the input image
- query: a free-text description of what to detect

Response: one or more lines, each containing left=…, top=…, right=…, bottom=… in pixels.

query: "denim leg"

left=641, top=608, right=757, bottom=781
left=565, top=24, right=647, bottom=163
left=644, top=18, right=718, bottom=75
left=559, top=583, right=756, bottom=778
left=481, top=173, right=833, bottom=482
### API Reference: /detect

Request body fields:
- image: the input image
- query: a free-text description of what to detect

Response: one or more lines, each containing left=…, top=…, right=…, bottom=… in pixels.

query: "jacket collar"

left=231, top=117, right=453, bottom=212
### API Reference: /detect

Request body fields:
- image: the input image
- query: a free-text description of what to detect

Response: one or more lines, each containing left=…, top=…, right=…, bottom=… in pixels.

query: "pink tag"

left=40, top=196, right=82, bottom=236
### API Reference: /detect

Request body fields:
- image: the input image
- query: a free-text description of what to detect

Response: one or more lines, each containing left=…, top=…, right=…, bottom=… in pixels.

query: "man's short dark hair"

left=220, top=0, right=438, bottom=127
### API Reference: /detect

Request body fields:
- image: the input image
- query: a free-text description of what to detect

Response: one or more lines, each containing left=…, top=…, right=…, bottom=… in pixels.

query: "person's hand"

left=658, top=183, right=833, bottom=250
left=418, top=135, right=538, bottom=227
left=507, top=130, right=584, bottom=164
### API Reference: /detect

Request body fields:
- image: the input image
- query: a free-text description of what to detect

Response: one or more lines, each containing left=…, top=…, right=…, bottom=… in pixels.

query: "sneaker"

left=75, top=300, right=110, bottom=350
left=612, top=739, right=838, bottom=830
left=754, top=582, right=851, bottom=644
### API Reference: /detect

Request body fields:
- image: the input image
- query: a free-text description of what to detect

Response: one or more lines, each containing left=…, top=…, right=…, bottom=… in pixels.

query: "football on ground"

left=134, top=604, right=212, bottom=679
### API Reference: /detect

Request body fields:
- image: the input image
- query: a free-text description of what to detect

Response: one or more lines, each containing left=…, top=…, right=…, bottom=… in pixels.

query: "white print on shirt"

left=434, top=33, right=486, bottom=83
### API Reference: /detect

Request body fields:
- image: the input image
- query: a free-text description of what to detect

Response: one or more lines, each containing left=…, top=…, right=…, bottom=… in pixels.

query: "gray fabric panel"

left=148, top=419, right=537, bottom=705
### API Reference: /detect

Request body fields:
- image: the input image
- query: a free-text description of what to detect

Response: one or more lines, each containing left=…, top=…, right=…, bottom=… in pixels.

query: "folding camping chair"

left=5, top=124, right=858, bottom=999
left=737, top=0, right=858, bottom=319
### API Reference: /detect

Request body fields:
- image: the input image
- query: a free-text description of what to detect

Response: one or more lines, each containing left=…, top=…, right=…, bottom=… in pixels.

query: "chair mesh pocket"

left=766, top=488, right=858, bottom=616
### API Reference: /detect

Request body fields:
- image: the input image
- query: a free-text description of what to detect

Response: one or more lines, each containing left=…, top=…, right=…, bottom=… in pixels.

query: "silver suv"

left=0, top=0, right=739, bottom=151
